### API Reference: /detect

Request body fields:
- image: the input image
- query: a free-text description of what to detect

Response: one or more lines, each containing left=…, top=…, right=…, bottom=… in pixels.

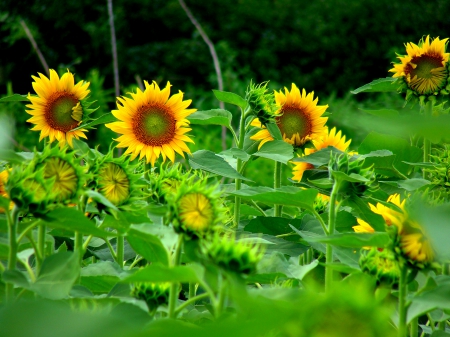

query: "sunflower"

left=97, top=162, right=130, bottom=206
left=291, top=127, right=351, bottom=182
left=368, top=193, right=405, bottom=229
left=178, top=193, right=214, bottom=231
left=106, top=81, right=196, bottom=166
left=251, top=83, right=328, bottom=149
left=352, top=218, right=375, bottom=234
left=0, top=170, right=12, bottom=213
left=26, top=69, right=91, bottom=147
left=389, top=36, right=449, bottom=96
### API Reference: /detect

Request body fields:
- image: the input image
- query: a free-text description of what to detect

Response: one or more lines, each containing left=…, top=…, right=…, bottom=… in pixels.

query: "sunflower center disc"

left=44, top=157, right=78, bottom=200
left=134, top=106, right=176, bottom=146
left=277, top=107, right=311, bottom=139
left=99, top=163, right=130, bottom=206
left=409, top=55, right=443, bottom=79
left=46, top=93, right=79, bottom=132
left=179, top=193, right=213, bottom=230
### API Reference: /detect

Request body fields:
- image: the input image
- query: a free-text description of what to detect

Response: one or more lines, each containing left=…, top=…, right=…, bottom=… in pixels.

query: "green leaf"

left=123, top=264, right=203, bottom=283
left=72, top=113, right=117, bottom=131
left=212, top=90, right=247, bottom=110
left=85, top=190, right=119, bottom=211
left=127, top=228, right=169, bottom=266
left=0, top=94, right=29, bottom=102
left=220, top=148, right=251, bottom=162
left=245, top=217, right=303, bottom=236
left=2, top=270, right=30, bottom=289
left=358, top=132, right=422, bottom=177
left=0, top=149, right=28, bottom=164
left=307, top=177, right=334, bottom=189
left=297, top=231, right=390, bottom=248
left=189, top=150, right=252, bottom=181
left=188, top=109, right=232, bottom=128
left=266, top=123, right=282, bottom=140
left=33, top=252, right=80, bottom=299
left=359, top=108, right=399, bottom=117
left=43, top=207, right=109, bottom=237
left=245, top=273, right=288, bottom=284
left=351, top=77, right=399, bottom=94
left=80, top=261, right=131, bottom=294
left=253, top=140, right=293, bottom=164
left=380, top=178, right=431, bottom=191
left=291, top=147, right=344, bottom=166
left=332, top=171, right=370, bottom=183
left=229, top=186, right=318, bottom=211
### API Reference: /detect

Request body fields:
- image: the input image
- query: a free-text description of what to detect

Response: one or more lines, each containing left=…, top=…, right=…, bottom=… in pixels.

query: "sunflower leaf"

left=253, top=140, right=293, bottom=164
left=291, top=147, right=344, bottom=166
left=266, top=123, right=283, bottom=140
left=72, top=113, right=117, bottom=131
left=122, top=264, right=203, bottom=283
left=350, top=77, right=400, bottom=94
left=0, top=149, right=29, bottom=164
left=359, top=108, right=399, bottom=117
left=212, top=90, right=247, bottom=110
left=188, top=109, right=232, bottom=128
left=379, top=178, right=431, bottom=191
left=0, top=94, right=29, bottom=102
left=189, top=150, right=253, bottom=181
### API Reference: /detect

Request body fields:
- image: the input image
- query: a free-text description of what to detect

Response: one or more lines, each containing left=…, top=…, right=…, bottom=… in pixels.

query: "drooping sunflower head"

left=201, top=232, right=264, bottom=275
left=171, top=178, right=227, bottom=238
left=130, top=282, right=172, bottom=312
left=106, top=81, right=196, bottom=166
left=250, top=83, right=328, bottom=149
left=26, top=69, right=93, bottom=148
left=32, top=145, right=86, bottom=203
left=389, top=36, right=450, bottom=97
left=90, top=151, right=142, bottom=209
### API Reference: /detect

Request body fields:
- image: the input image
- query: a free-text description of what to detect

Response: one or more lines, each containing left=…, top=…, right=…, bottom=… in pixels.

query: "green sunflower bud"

left=201, top=233, right=264, bottom=275
left=360, top=247, right=400, bottom=286
left=245, top=80, right=278, bottom=126
left=150, top=163, right=195, bottom=204
left=171, top=177, right=228, bottom=238
left=130, top=282, right=171, bottom=312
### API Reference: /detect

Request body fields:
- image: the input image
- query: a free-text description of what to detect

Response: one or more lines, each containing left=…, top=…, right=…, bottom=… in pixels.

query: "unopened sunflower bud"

left=131, top=282, right=171, bottom=311
left=360, top=248, right=400, bottom=286
left=245, top=80, right=277, bottom=126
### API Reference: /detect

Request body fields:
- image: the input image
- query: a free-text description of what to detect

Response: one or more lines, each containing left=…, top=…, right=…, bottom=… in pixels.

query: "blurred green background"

left=1, top=0, right=449, bottom=184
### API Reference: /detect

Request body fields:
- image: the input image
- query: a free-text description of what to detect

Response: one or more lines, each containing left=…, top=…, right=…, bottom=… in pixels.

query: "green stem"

left=36, top=224, right=46, bottom=273
left=325, top=180, right=340, bottom=292
left=104, top=238, right=117, bottom=260
left=6, top=205, right=20, bottom=301
left=274, top=161, right=282, bottom=216
left=251, top=200, right=266, bottom=216
left=215, top=275, right=227, bottom=318
left=129, top=256, right=144, bottom=269
left=189, top=282, right=196, bottom=300
left=423, top=100, right=433, bottom=179
left=168, top=234, right=184, bottom=319
left=174, top=292, right=209, bottom=317
left=116, top=235, right=124, bottom=268
left=410, top=316, right=418, bottom=337
left=75, top=232, right=84, bottom=264
left=398, top=263, right=408, bottom=337
left=233, top=107, right=247, bottom=228
left=438, top=321, right=446, bottom=331
left=312, top=209, right=329, bottom=235
left=16, top=219, right=40, bottom=244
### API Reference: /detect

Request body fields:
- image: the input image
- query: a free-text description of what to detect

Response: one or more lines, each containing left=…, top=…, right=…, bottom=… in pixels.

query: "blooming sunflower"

left=291, top=127, right=351, bottom=182
left=0, top=169, right=12, bottom=213
left=26, top=69, right=91, bottom=147
left=389, top=36, right=449, bottom=96
left=251, top=83, right=328, bottom=149
left=106, top=81, right=196, bottom=166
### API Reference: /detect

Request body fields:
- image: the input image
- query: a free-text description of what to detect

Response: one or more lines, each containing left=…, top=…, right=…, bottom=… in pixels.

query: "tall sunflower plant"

left=1, top=38, right=450, bottom=337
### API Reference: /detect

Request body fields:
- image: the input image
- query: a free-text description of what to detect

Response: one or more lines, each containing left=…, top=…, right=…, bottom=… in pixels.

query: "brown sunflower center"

left=277, top=106, right=311, bottom=139
left=133, top=105, right=176, bottom=146
left=406, top=55, right=444, bottom=79
left=45, top=92, right=79, bottom=132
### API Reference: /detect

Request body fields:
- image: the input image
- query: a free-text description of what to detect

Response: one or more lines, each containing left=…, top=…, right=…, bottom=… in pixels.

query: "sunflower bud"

left=245, top=80, right=277, bottom=126
left=150, top=164, right=193, bottom=204
left=201, top=233, right=264, bottom=275
left=130, top=282, right=171, bottom=312
left=360, top=247, right=400, bottom=286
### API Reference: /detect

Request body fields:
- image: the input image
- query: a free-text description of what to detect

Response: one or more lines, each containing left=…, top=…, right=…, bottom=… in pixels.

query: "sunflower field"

left=2, top=1, right=450, bottom=337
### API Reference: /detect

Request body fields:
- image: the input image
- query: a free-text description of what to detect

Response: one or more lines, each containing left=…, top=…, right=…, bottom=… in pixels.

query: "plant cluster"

left=1, top=35, right=450, bottom=337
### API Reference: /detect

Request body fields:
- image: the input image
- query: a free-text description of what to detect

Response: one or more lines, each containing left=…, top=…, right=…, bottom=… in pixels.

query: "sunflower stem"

left=75, top=232, right=84, bottom=264
left=325, top=180, right=340, bottom=292
left=116, top=235, right=124, bottom=268
left=168, top=234, right=184, bottom=319
left=410, top=316, right=418, bottom=337
left=233, top=107, right=248, bottom=228
left=36, top=224, right=46, bottom=273
left=189, top=282, right=196, bottom=300
left=423, top=100, right=433, bottom=179
left=6, top=205, right=20, bottom=302
left=174, top=292, right=209, bottom=317
left=398, top=263, right=408, bottom=337
left=274, top=161, right=282, bottom=216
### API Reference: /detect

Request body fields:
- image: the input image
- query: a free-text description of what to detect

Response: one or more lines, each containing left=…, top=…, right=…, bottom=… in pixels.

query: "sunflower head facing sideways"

left=26, top=69, right=94, bottom=148
left=389, top=36, right=450, bottom=98
left=106, top=81, right=196, bottom=166
left=251, top=83, right=328, bottom=149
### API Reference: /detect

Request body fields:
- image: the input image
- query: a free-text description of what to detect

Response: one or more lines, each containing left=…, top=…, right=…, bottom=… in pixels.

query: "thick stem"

left=6, top=205, right=20, bottom=301
left=274, top=161, right=282, bottom=216
left=410, top=316, right=418, bottom=337
left=36, top=224, right=46, bottom=273
left=168, top=234, right=184, bottom=319
left=325, top=180, right=340, bottom=292
left=75, top=232, right=84, bottom=264
left=233, top=109, right=247, bottom=227
left=398, top=263, right=408, bottom=337
left=116, top=235, right=124, bottom=268
left=423, top=100, right=433, bottom=179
